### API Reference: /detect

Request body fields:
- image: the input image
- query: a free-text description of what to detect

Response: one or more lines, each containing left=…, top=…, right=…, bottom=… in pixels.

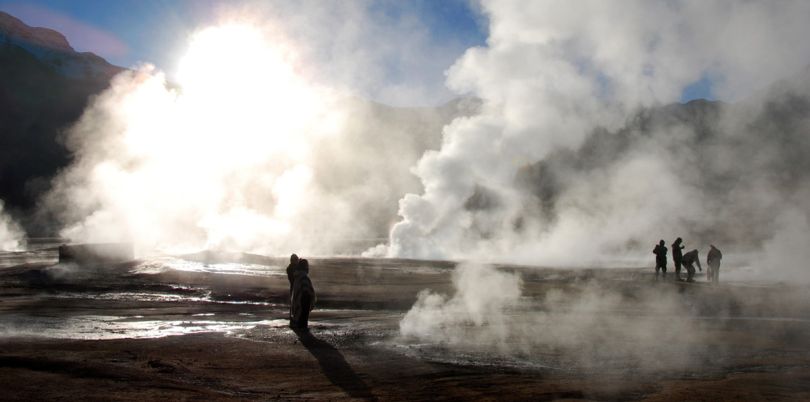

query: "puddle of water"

left=53, top=291, right=211, bottom=303
left=0, top=314, right=288, bottom=340
left=48, top=291, right=278, bottom=307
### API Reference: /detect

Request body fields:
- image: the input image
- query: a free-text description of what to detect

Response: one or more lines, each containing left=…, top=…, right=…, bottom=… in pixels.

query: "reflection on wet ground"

left=0, top=253, right=410, bottom=345
left=1, top=251, right=809, bottom=376
left=132, top=256, right=287, bottom=277
left=0, top=313, right=284, bottom=340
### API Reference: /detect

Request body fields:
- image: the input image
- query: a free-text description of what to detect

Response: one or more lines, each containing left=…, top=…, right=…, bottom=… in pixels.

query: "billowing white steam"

left=43, top=25, right=338, bottom=255
left=400, top=263, right=522, bottom=347
left=395, top=0, right=810, bottom=363
left=384, top=0, right=810, bottom=275
left=0, top=200, right=23, bottom=251
left=42, top=17, right=464, bottom=257
left=399, top=264, right=706, bottom=370
left=38, top=1, right=810, bottom=270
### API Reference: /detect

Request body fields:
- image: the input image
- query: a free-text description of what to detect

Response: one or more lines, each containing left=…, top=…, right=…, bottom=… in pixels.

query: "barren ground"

left=0, top=249, right=809, bottom=401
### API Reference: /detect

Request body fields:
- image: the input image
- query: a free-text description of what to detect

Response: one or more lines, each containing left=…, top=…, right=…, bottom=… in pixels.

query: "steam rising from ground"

left=383, top=1, right=810, bottom=280
left=38, top=1, right=486, bottom=257
left=34, top=1, right=810, bottom=273
left=44, top=25, right=332, bottom=255
left=41, top=20, right=464, bottom=257
left=401, top=264, right=522, bottom=347
left=0, top=200, right=23, bottom=251
left=401, top=264, right=716, bottom=371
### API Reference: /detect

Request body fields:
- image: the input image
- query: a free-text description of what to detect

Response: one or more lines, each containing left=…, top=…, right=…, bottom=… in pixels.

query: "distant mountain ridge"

left=0, top=11, right=73, bottom=51
left=0, top=11, right=122, bottom=80
left=0, top=11, right=124, bottom=227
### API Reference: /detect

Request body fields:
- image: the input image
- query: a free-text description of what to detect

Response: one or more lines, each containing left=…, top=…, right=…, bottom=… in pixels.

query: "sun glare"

left=174, top=24, right=323, bottom=166
left=178, top=25, right=295, bottom=101
left=96, top=23, right=345, bottom=253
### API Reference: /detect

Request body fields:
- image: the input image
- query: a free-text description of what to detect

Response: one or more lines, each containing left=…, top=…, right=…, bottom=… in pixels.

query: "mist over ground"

left=390, top=0, right=810, bottom=354
left=0, top=1, right=807, bottom=285
left=0, top=2, right=478, bottom=255
left=0, top=200, right=22, bottom=250
left=378, top=1, right=810, bottom=282
left=400, top=264, right=703, bottom=371
left=39, top=62, right=474, bottom=256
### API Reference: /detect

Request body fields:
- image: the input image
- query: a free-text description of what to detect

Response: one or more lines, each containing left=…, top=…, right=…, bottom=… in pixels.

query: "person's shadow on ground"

left=293, top=327, right=377, bottom=401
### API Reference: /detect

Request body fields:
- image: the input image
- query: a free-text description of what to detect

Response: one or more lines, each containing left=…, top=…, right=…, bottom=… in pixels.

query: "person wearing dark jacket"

left=286, top=253, right=299, bottom=294
left=290, top=259, right=316, bottom=328
left=681, top=249, right=702, bottom=282
left=707, top=245, right=723, bottom=285
left=286, top=254, right=299, bottom=319
left=653, top=240, right=667, bottom=277
left=672, top=237, right=685, bottom=281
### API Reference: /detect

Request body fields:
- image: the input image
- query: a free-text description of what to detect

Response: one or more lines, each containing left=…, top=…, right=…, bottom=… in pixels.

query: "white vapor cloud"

left=384, top=0, right=810, bottom=279
left=197, top=0, right=479, bottom=107
left=42, top=11, right=468, bottom=257
left=0, top=199, right=23, bottom=251
left=399, top=264, right=708, bottom=371
left=400, top=263, right=522, bottom=348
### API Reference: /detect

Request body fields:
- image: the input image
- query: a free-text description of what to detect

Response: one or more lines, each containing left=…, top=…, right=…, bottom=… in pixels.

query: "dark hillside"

left=0, top=11, right=122, bottom=219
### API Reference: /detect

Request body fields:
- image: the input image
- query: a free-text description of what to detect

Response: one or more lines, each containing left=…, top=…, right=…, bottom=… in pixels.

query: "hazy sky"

left=0, top=1, right=480, bottom=65
left=0, top=0, right=714, bottom=105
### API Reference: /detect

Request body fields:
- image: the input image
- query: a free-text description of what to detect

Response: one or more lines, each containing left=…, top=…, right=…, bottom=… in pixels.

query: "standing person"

left=286, top=253, right=299, bottom=319
left=672, top=237, right=685, bottom=281
left=653, top=240, right=668, bottom=277
left=290, top=259, right=316, bottom=329
left=681, top=249, right=702, bottom=283
left=286, top=253, right=300, bottom=294
left=707, top=245, right=723, bottom=285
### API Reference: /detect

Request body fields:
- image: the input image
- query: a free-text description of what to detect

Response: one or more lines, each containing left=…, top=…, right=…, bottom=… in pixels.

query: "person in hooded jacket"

left=681, top=249, right=702, bottom=283
left=707, top=245, right=723, bottom=285
left=290, top=259, right=316, bottom=329
left=653, top=240, right=668, bottom=277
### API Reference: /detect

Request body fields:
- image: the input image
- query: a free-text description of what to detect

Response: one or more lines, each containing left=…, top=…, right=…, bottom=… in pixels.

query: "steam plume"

left=0, top=200, right=23, bottom=251
left=40, top=11, right=468, bottom=257
left=399, top=264, right=707, bottom=371
left=383, top=0, right=810, bottom=281
left=401, top=263, right=522, bottom=347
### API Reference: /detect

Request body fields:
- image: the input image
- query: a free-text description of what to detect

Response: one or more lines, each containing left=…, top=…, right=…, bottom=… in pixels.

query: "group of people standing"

left=286, top=253, right=316, bottom=329
left=653, top=238, right=723, bottom=284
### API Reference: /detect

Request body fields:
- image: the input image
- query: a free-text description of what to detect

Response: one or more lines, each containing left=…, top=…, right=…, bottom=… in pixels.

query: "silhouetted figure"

left=286, top=253, right=299, bottom=319
left=681, top=249, right=702, bottom=282
left=286, top=253, right=299, bottom=293
left=297, top=256, right=310, bottom=276
left=291, top=259, right=316, bottom=329
left=672, top=237, right=685, bottom=281
left=653, top=240, right=667, bottom=277
left=707, top=244, right=722, bottom=285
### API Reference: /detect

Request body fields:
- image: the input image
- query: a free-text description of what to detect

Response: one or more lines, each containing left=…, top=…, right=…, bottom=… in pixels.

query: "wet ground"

left=1, top=249, right=809, bottom=400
